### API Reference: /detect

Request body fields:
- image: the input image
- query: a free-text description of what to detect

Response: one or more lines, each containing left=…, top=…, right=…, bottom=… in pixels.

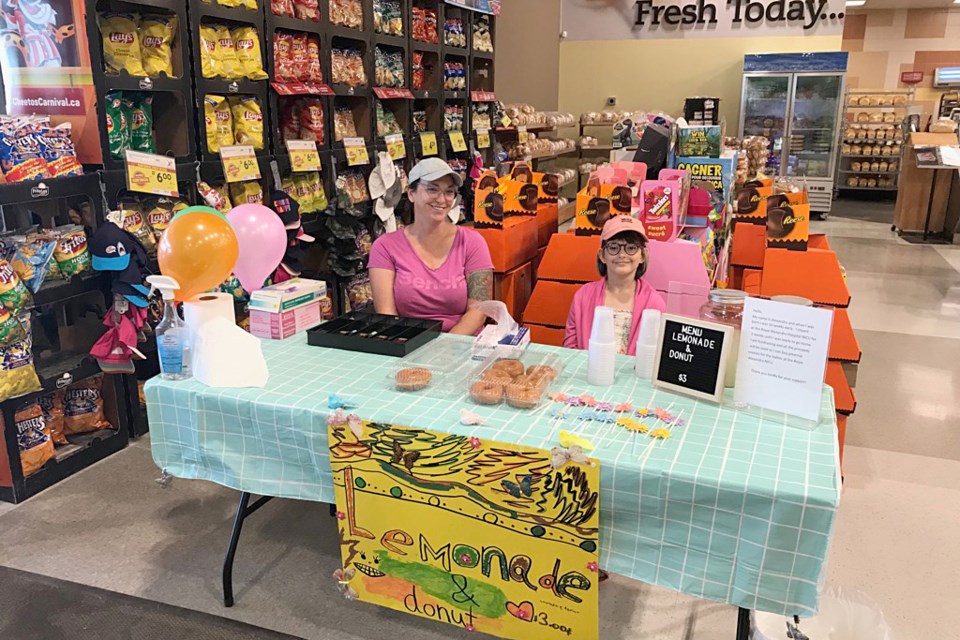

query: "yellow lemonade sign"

left=329, top=421, right=600, bottom=640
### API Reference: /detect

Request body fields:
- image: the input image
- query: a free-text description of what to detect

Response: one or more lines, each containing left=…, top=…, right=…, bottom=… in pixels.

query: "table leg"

left=222, top=492, right=274, bottom=608
left=735, top=607, right=750, bottom=640
left=923, top=171, right=938, bottom=242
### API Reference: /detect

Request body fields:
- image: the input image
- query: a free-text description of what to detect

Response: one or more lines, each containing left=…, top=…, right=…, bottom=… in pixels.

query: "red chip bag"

left=293, top=0, right=319, bottom=21
left=290, top=32, right=309, bottom=82
left=279, top=99, right=301, bottom=141
left=299, top=98, right=325, bottom=145
left=271, top=0, right=295, bottom=17
left=273, top=32, right=294, bottom=82
left=306, top=35, right=323, bottom=83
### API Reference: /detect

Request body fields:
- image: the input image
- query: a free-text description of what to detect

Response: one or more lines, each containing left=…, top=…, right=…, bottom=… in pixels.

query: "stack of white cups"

left=587, top=306, right=616, bottom=386
left=634, top=309, right=662, bottom=380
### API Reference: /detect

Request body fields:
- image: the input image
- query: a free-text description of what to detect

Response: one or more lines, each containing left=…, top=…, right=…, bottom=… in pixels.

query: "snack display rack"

left=88, top=0, right=198, bottom=171
left=837, top=89, right=913, bottom=193
left=0, top=174, right=130, bottom=503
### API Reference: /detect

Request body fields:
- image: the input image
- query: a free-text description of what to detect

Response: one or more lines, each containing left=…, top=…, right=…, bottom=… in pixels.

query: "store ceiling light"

left=845, top=0, right=866, bottom=5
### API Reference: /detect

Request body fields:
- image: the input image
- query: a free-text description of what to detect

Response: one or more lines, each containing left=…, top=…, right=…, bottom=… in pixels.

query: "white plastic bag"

left=752, top=586, right=893, bottom=640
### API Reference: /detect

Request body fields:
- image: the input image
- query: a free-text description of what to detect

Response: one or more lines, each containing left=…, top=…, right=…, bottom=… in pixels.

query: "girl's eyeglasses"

left=603, top=241, right=641, bottom=256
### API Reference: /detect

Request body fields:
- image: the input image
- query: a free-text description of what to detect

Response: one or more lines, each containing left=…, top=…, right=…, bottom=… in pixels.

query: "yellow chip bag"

left=214, top=183, right=233, bottom=208
left=140, top=14, right=177, bottom=78
left=240, top=0, right=258, bottom=8
left=97, top=13, right=146, bottom=76
left=229, top=181, right=264, bottom=206
left=215, top=25, right=242, bottom=80
left=292, top=173, right=316, bottom=213
left=229, top=96, right=264, bottom=149
left=204, top=95, right=234, bottom=153
left=199, top=25, right=221, bottom=78
left=231, top=26, right=268, bottom=81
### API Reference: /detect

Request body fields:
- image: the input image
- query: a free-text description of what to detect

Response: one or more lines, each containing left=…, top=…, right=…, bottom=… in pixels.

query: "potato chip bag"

left=53, top=225, right=91, bottom=277
left=199, top=25, right=221, bottom=78
left=306, top=36, right=323, bottom=82
left=230, top=96, right=264, bottom=149
left=0, top=118, right=50, bottom=182
left=196, top=180, right=231, bottom=212
left=292, top=173, right=315, bottom=212
left=299, top=98, right=324, bottom=144
left=140, top=14, right=177, bottom=77
left=120, top=206, right=157, bottom=254
left=64, top=376, right=112, bottom=434
left=0, top=332, right=41, bottom=404
left=290, top=32, right=308, bottom=81
left=215, top=25, right=242, bottom=80
left=214, top=183, right=234, bottom=208
left=128, top=94, right=156, bottom=153
left=272, top=0, right=295, bottom=17
left=11, top=234, right=57, bottom=293
left=0, top=307, right=26, bottom=344
left=240, top=0, right=258, bottom=9
left=273, top=32, right=294, bottom=82
left=104, top=91, right=130, bottom=159
left=0, top=259, right=31, bottom=311
left=39, top=391, right=68, bottom=446
left=15, top=402, right=54, bottom=476
left=39, top=123, right=83, bottom=178
left=204, top=95, right=233, bottom=153
left=229, top=181, right=264, bottom=206
left=144, top=197, right=176, bottom=241
left=232, top=26, right=268, bottom=81
left=98, top=13, right=146, bottom=76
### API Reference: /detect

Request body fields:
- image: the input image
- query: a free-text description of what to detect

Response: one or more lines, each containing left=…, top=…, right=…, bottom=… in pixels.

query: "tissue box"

left=471, top=326, right=531, bottom=360
left=249, top=278, right=327, bottom=339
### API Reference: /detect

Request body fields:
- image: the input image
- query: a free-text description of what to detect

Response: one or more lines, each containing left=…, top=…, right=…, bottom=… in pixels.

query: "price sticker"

left=125, top=150, right=178, bottom=197
left=344, top=137, right=369, bottom=166
left=476, top=128, right=490, bottom=149
left=420, top=131, right=438, bottom=157
left=517, top=126, right=529, bottom=144
left=449, top=130, right=467, bottom=152
left=220, top=145, right=261, bottom=183
left=286, top=139, right=321, bottom=172
left=385, top=133, right=406, bottom=161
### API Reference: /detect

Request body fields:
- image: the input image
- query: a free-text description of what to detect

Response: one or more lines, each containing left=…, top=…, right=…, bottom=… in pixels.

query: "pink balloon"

left=226, top=204, right=288, bottom=293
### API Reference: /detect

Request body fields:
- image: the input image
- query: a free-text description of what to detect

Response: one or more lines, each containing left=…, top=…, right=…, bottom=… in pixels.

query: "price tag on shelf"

left=220, top=145, right=261, bottom=183
left=385, top=133, right=406, bottom=160
left=420, top=131, right=438, bottom=157
left=517, top=126, right=529, bottom=144
left=449, top=130, right=467, bottom=153
left=344, top=137, right=369, bottom=166
left=476, top=128, right=490, bottom=149
left=285, top=140, right=321, bottom=172
left=124, top=150, right=178, bottom=197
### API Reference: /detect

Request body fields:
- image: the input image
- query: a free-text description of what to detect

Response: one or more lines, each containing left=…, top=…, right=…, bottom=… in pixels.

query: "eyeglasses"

left=603, top=241, right=641, bottom=256
left=421, top=182, right=458, bottom=201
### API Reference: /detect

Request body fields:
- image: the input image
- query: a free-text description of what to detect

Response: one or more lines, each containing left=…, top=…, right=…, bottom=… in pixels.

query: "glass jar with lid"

left=699, top=289, right=747, bottom=388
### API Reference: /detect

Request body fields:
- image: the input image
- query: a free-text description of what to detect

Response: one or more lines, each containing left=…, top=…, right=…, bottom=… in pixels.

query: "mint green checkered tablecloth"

left=145, top=332, right=841, bottom=616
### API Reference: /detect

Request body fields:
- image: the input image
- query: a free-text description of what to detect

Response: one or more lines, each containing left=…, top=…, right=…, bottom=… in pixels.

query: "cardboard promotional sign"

left=575, top=178, right=632, bottom=236
left=674, top=155, right=737, bottom=225
left=640, top=179, right=681, bottom=241
left=330, top=421, right=600, bottom=640
left=653, top=314, right=733, bottom=403
left=473, top=170, right=505, bottom=228
left=734, top=176, right=773, bottom=224
left=765, top=191, right=810, bottom=250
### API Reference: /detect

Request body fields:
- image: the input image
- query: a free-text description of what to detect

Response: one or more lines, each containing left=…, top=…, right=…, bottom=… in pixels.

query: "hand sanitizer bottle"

left=146, top=275, right=191, bottom=381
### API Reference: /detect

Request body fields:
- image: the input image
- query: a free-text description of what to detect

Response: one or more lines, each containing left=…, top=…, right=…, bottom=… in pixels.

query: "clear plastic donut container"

left=389, top=338, right=477, bottom=394
left=466, top=353, right=565, bottom=409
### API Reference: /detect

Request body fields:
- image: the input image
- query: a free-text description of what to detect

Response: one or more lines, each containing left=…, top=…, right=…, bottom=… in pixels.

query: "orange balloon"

left=158, top=211, right=239, bottom=302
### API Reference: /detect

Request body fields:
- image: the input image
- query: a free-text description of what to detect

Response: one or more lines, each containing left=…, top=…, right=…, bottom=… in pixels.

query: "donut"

left=470, top=380, right=503, bottom=405
left=505, top=379, right=541, bottom=409
left=395, top=368, right=432, bottom=391
left=482, top=369, right=515, bottom=384
left=526, top=365, right=557, bottom=382
left=491, top=359, right=525, bottom=378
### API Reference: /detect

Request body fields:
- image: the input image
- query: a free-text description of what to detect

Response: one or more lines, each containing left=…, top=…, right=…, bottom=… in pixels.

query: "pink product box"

left=249, top=301, right=322, bottom=340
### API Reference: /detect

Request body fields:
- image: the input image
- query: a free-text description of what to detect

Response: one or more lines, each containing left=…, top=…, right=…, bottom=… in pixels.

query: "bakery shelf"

left=842, top=139, right=903, bottom=144
left=840, top=154, right=899, bottom=159
left=838, top=170, right=899, bottom=174
left=837, top=185, right=899, bottom=191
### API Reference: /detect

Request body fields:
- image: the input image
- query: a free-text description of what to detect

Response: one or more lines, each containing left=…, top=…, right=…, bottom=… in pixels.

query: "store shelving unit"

left=837, top=89, right=913, bottom=195
left=0, top=174, right=131, bottom=503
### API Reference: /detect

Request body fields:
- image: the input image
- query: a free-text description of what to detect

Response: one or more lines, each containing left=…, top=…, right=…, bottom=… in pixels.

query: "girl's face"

left=409, top=176, right=458, bottom=223
left=599, top=233, right=645, bottom=279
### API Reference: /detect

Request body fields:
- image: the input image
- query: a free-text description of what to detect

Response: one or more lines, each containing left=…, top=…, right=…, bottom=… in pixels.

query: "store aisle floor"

left=0, top=208, right=957, bottom=639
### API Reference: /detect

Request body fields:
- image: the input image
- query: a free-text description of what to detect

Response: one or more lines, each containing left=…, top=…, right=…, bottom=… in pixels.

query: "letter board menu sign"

left=653, top=314, right=733, bottom=403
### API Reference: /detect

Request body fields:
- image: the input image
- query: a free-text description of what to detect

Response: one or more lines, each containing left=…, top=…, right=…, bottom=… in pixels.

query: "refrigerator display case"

left=739, top=53, right=848, bottom=217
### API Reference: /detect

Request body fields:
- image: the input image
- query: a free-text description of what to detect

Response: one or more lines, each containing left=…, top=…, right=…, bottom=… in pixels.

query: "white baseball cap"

left=408, top=157, right=464, bottom=188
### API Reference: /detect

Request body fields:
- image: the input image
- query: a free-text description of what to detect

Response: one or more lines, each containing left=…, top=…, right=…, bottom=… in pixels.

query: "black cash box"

left=307, top=312, right=442, bottom=357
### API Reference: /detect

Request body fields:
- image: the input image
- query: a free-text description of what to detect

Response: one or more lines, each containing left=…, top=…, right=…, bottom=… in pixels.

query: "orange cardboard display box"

left=473, top=170, right=503, bottom=229
left=575, top=177, right=632, bottom=236
left=734, top=176, right=773, bottom=225
left=475, top=215, right=538, bottom=273
left=766, top=190, right=810, bottom=251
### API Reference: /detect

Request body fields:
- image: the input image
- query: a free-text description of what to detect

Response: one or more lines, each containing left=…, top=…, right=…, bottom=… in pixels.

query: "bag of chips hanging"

left=214, top=183, right=234, bottom=208
left=230, top=96, right=264, bottom=149
left=279, top=99, right=301, bottom=140
left=98, top=13, right=146, bottom=76
left=120, top=205, right=157, bottom=254
left=53, top=225, right=91, bottom=277
left=229, top=181, right=264, bottom=206
left=0, top=118, right=50, bottom=182
left=215, top=25, right=242, bottom=80
left=0, top=306, right=26, bottom=344
left=199, top=25, right=221, bottom=78
left=0, top=330, right=41, bottom=404
left=231, top=26, right=268, bottom=81
left=272, top=0, right=295, bottom=17
left=290, top=32, right=309, bottom=82
left=11, top=234, right=57, bottom=293
left=104, top=91, right=130, bottom=159
left=299, top=98, right=324, bottom=145
left=306, top=35, right=323, bottom=82
left=140, top=14, right=177, bottom=78
left=292, top=173, right=315, bottom=213
left=294, top=0, right=319, bottom=21
left=15, top=402, right=54, bottom=477
left=273, top=32, right=294, bottom=82
left=144, top=197, right=176, bottom=241
left=204, top=95, right=234, bottom=153
left=129, top=93, right=156, bottom=153
left=307, top=171, right=327, bottom=211
left=39, top=123, right=83, bottom=178
left=239, top=0, right=258, bottom=8
left=196, top=180, right=231, bottom=213
left=39, top=391, right=68, bottom=446
left=0, top=260, right=30, bottom=312
left=64, top=376, right=112, bottom=434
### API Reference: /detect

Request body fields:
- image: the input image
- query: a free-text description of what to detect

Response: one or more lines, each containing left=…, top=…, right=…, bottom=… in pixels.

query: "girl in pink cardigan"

left=563, top=216, right=666, bottom=356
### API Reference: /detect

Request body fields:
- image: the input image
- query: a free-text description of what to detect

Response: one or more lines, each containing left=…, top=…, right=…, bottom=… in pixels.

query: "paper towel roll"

left=183, top=293, right=236, bottom=345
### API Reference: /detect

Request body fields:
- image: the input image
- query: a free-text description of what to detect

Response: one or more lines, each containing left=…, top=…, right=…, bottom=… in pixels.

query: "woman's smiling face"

left=410, top=176, right=458, bottom=222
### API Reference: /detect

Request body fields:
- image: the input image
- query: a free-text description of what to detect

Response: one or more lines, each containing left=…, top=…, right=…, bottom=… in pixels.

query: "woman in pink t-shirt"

left=369, top=159, right=494, bottom=334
